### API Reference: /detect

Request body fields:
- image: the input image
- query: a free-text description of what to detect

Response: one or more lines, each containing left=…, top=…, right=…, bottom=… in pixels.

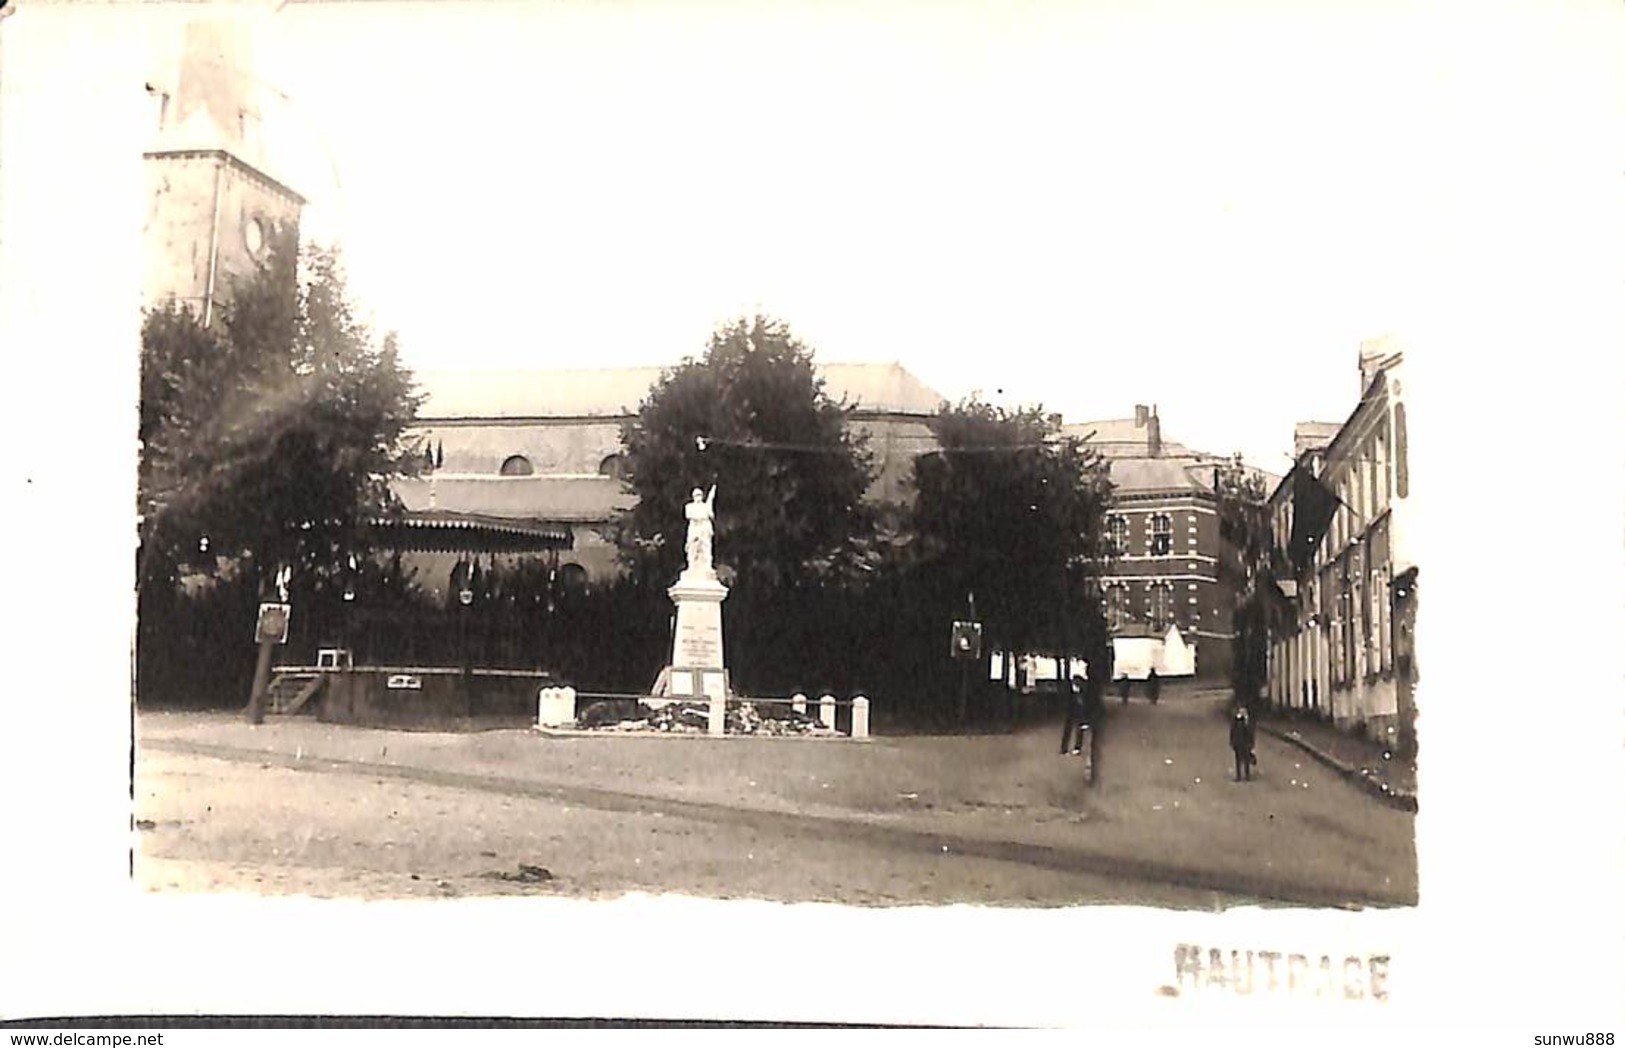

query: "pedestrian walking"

left=1059, top=675, right=1089, bottom=755
left=1230, top=707, right=1256, bottom=781
left=1118, top=673, right=1131, bottom=705
left=1147, top=668, right=1161, bottom=705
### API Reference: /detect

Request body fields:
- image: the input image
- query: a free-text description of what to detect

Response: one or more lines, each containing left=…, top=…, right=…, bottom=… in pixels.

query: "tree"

left=137, top=242, right=423, bottom=708
left=616, top=315, right=874, bottom=591
left=1215, top=457, right=1285, bottom=715
left=909, top=399, right=1114, bottom=686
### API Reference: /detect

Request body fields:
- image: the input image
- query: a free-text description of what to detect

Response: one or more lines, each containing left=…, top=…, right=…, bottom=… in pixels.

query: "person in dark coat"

left=1118, top=673, right=1132, bottom=705
left=1229, top=707, right=1256, bottom=781
left=1059, top=675, right=1089, bottom=755
left=1147, top=668, right=1161, bottom=705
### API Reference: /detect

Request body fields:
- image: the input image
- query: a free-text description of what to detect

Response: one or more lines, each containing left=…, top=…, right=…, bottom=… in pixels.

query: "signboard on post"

left=950, top=620, right=983, bottom=661
left=255, top=603, right=291, bottom=645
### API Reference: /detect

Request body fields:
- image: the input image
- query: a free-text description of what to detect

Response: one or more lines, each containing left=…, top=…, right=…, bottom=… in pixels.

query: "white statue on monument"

left=664, top=483, right=729, bottom=721
left=683, top=485, right=717, bottom=579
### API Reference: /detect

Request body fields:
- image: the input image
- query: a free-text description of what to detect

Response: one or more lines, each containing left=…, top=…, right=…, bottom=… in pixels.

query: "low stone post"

left=537, top=685, right=581, bottom=729
left=792, top=693, right=807, bottom=717
left=851, top=695, right=870, bottom=739
left=708, top=694, right=726, bottom=737
left=819, top=694, right=837, bottom=730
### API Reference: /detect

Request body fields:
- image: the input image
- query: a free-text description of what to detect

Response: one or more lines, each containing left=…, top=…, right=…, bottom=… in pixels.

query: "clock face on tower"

left=244, top=217, right=265, bottom=257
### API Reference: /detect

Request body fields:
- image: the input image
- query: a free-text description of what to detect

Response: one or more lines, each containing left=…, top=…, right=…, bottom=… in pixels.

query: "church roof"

left=413, top=361, right=948, bottom=421
left=394, top=475, right=636, bottom=524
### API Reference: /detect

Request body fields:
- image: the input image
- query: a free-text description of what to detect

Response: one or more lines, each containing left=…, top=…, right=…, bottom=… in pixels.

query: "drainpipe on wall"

left=202, top=152, right=225, bottom=327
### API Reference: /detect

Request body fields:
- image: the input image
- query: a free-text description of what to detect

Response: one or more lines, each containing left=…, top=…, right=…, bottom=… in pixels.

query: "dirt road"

left=135, top=691, right=1415, bottom=907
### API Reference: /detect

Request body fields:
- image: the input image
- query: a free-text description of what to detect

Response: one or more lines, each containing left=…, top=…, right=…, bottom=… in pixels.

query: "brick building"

left=1063, top=406, right=1274, bottom=681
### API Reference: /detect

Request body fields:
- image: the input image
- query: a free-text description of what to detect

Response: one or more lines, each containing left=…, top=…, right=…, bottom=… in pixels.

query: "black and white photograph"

left=1, top=0, right=1621, bottom=1035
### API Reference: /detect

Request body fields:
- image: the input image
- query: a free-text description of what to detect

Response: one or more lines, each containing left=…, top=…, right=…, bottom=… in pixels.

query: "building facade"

left=1064, top=406, right=1274, bottom=681
left=397, top=362, right=948, bottom=601
left=1267, top=338, right=1417, bottom=753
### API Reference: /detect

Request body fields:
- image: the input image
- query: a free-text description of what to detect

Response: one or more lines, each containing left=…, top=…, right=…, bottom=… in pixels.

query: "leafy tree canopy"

left=616, top=315, right=874, bottom=590
left=1213, top=457, right=1286, bottom=708
left=909, top=399, right=1114, bottom=659
left=138, top=243, right=423, bottom=597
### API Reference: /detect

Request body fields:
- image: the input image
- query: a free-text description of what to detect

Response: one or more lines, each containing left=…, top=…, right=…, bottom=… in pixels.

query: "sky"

left=229, top=0, right=1502, bottom=472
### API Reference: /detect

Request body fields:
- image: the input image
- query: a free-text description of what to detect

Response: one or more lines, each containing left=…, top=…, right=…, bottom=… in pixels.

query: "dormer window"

left=500, top=454, right=534, bottom=476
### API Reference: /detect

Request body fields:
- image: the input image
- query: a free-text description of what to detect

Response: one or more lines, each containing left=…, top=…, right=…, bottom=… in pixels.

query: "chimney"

left=1134, top=404, right=1149, bottom=427
left=1147, top=408, right=1162, bottom=458
left=1358, top=335, right=1399, bottom=392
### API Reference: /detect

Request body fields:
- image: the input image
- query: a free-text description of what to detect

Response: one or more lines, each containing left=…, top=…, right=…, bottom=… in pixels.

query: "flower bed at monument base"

left=575, top=698, right=839, bottom=737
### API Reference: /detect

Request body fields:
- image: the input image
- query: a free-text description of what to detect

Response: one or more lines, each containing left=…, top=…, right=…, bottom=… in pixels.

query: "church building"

left=141, top=18, right=304, bottom=322
left=397, top=362, right=949, bottom=601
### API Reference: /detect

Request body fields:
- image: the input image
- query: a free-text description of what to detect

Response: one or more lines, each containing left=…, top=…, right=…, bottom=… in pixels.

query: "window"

left=1330, top=613, right=1343, bottom=687
left=1351, top=569, right=1365, bottom=679
left=1375, top=566, right=1390, bottom=672
left=1394, top=403, right=1409, bottom=499
left=500, top=454, right=534, bottom=476
left=1105, top=584, right=1130, bottom=630
left=1106, top=515, right=1129, bottom=557
left=1374, top=426, right=1389, bottom=513
left=598, top=454, right=628, bottom=480
left=1147, top=581, right=1174, bottom=632
left=1150, top=513, right=1172, bottom=555
left=1342, top=588, right=1356, bottom=684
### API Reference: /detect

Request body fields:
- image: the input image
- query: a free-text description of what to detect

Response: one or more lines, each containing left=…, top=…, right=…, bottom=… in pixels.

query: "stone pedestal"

left=665, top=571, right=730, bottom=707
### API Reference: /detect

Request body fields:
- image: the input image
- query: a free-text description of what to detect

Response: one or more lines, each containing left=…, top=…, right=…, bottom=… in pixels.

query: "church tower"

left=142, top=18, right=304, bottom=325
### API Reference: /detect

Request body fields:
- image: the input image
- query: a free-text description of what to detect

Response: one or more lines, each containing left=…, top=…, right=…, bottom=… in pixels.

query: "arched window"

left=500, top=454, right=534, bottom=476
left=557, top=562, right=588, bottom=591
left=598, top=454, right=628, bottom=480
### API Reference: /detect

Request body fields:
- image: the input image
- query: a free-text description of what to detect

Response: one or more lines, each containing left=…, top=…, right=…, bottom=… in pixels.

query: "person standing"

left=1230, top=707, right=1256, bottom=781
left=1059, top=675, right=1089, bottom=755
left=1147, top=667, right=1162, bottom=705
left=1118, top=673, right=1132, bottom=705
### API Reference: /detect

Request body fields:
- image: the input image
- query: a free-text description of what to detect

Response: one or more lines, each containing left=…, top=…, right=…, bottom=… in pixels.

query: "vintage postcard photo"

left=1, top=0, right=1621, bottom=1034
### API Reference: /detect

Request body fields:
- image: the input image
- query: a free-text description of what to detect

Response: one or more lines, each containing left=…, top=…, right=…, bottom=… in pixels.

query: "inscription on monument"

left=678, top=623, right=722, bottom=667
